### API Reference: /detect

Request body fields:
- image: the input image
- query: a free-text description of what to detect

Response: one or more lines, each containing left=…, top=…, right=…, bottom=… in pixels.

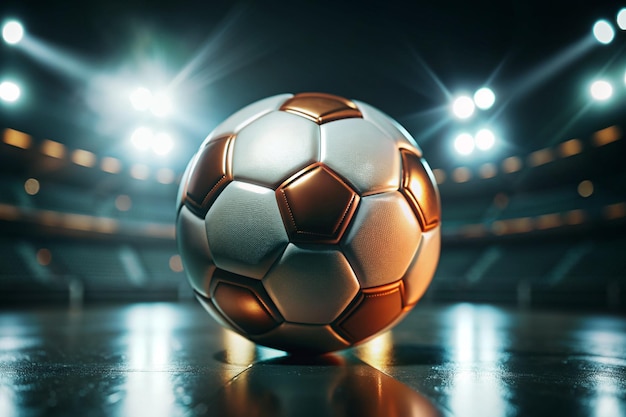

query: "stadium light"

left=129, top=87, right=152, bottom=111
left=617, top=8, right=626, bottom=30
left=130, top=127, right=153, bottom=151
left=0, top=81, right=21, bottom=102
left=473, top=87, right=495, bottom=110
left=475, top=128, right=496, bottom=150
left=150, top=92, right=173, bottom=117
left=2, top=20, right=24, bottom=45
left=451, top=95, right=475, bottom=119
left=590, top=80, right=613, bottom=101
left=593, top=20, right=615, bottom=44
left=454, top=132, right=474, bottom=155
left=152, top=132, right=174, bottom=156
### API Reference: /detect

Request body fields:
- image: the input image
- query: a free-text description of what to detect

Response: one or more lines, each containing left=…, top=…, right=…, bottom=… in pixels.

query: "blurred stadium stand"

left=0, top=118, right=624, bottom=310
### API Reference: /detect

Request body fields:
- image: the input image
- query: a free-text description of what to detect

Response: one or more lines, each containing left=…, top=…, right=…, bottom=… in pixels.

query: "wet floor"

left=0, top=302, right=624, bottom=416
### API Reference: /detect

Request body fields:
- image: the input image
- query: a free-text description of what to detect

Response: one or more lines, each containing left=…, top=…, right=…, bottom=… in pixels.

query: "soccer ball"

left=176, top=92, right=441, bottom=353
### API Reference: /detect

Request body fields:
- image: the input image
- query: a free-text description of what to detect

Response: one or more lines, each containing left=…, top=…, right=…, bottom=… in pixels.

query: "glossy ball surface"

left=176, top=92, right=441, bottom=353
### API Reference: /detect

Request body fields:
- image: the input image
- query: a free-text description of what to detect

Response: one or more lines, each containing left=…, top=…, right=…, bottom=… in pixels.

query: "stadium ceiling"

left=0, top=0, right=625, bottom=171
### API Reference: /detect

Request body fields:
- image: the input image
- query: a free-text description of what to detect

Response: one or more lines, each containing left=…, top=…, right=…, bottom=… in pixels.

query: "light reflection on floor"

left=0, top=302, right=624, bottom=417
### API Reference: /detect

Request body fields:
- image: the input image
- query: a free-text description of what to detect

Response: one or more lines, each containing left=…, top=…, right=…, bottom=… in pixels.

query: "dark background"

left=0, top=0, right=625, bottom=309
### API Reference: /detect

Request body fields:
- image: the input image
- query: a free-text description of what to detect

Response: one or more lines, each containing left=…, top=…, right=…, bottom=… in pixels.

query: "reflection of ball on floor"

left=176, top=92, right=441, bottom=353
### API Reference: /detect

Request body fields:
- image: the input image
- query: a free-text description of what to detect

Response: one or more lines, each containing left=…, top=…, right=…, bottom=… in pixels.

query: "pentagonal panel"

left=201, top=93, right=294, bottom=147
left=321, top=118, right=400, bottom=195
left=206, top=181, right=289, bottom=279
left=263, top=243, right=360, bottom=324
left=185, top=135, right=234, bottom=217
left=400, top=150, right=441, bottom=231
left=342, top=191, right=421, bottom=288
left=176, top=205, right=215, bottom=297
left=211, top=272, right=282, bottom=335
left=232, top=111, right=320, bottom=187
left=279, top=92, right=362, bottom=124
left=334, top=281, right=404, bottom=344
left=402, top=224, right=441, bottom=306
left=354, top=99, right=422, bottom=156
left=276, top=164, right=359, bottom=244
left=250, top=322, right=350, bottom=354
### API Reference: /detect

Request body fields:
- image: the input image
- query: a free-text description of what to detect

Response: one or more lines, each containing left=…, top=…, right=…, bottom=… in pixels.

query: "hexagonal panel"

left=342, top=191, right=421, bottom=288
left=185, top=135, right=234, bottom=217
left=321, top=118, right=400, bottom=195
left=250, top=322, right=350, bottom=354
left=201, top=93, right=294, bottom=147
left=211, top=270, right=283, bottom=336
left=263, top=243, right=360, bottom=324
left=354, top=99, right=422, bottom=156
left=276, top=164, right=359, bottom=244
left=176, top=205, right=215, bottom=297
left=334, top=280, right=404, bottom=344
left=206, top=181, right=289, bottom=279
left=232, top=111, right=320, bottom=187
left=402, top=224, right=441, bottom=306
left=279, top=92, right=362, bottom=124
left=400, top=150, right=441, bottom=231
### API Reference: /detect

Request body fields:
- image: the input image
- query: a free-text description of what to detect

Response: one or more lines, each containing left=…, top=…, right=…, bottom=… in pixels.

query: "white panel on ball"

left=342, top=191, right=422, bottom=288
left=354, top=100, right=422, bottom=157
left=263, top=243, right=359, bottom=324
left=201, top=93, right=294, bottom=147
left=402, top=224, right=441, bottom=306
left=321, top=118, right=400, bottom=195
left=205, top=181, right=289, bottom=279
left=232, top=111, right=320, bottom=187
left=176, top=205, right=216, bottom=297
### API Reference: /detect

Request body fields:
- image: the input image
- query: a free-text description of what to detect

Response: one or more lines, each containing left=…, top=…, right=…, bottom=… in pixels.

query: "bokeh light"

left=150, top=93, right=173, bottom=117
left=2, top=20, right=24, bottom=45
left=593, top=20, right=615, bottom=44
left=130, top=127, right=153, bottom=151
left=475, top=128, right=496, bottom=150
left=152, top=132, right=174, bottom=156
left=454, top=133, right=474, bottom=155
left=617, top=8, right=626, bottom=30
left=590, top=80, right=613, bottom=101
left=451, top=95, right=475, bottom=119
left=129, top=87, right=153, bottom=111
left=473, top=87, right=496, bottom=110
left=0, top=81, right=21, bottom=103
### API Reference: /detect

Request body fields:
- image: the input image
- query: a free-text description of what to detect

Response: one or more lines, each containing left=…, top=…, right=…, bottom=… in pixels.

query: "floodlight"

left=152, top=132, right=174, bottom=155
left=129, top=87, right=152, bottom=111
left=0, top=81, right=21, bottom=102
left=451, top=95, right=475, bottom=119
left=617, top=8, right=626, bottom=30
left=590, top=80, right=613, bottom=101
left=2, top=20, right=23, bottom=45
left=130, top=127, right=153, bottom=150
left=150, top=92, right=172, bottom=117
left=473, top=87, right=495, bottom=110
left=475, top=128, right=495, bottom=150
left=454, top=132, right=474, bottom=155
left=593, top=20, right=615, bottom=44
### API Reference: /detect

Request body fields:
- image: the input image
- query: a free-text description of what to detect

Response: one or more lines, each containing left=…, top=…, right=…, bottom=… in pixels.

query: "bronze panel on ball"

left=276, top=164, right=359, bottom=244
left=334, top=280, right=404, bottom=343
left=212, top=279, right=281, bottom=336
left=279, top=92, right=363, bottom=124
left=400, top=149, right=441, bottom=231
left=185, top=135, right=234, bottom=216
